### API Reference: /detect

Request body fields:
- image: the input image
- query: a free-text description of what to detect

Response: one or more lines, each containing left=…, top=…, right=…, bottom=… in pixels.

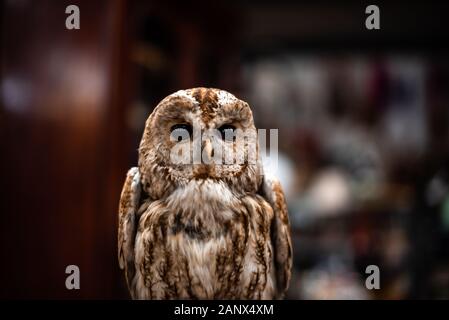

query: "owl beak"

left=202, top=139, right=214, bottom=164
left=193, top=139, right=215, bottom=179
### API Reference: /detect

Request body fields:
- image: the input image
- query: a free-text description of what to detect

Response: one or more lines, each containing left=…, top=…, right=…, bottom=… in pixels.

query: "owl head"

left=138, top=88, right=264, bottom=199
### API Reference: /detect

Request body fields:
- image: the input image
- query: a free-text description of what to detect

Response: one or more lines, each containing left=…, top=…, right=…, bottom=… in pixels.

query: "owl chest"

left=134, top=195, right=275, bottom=299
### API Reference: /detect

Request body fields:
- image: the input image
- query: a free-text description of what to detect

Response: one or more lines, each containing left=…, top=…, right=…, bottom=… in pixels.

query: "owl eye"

left=218, top=124, right=236, bottom=142
left=170, top=124, right=192, bottom=142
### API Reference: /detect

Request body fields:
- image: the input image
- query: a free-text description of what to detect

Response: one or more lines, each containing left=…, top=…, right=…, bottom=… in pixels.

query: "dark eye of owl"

left=218, top=124, right=236, bottom=142
left=170, top=124, right=192, bottom=142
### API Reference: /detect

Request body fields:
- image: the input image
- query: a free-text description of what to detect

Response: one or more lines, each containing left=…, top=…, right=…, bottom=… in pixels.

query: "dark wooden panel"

left=0, top=0, right=130, bottom=298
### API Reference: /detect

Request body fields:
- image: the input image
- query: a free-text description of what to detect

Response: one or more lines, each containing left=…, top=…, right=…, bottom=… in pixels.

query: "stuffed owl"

left=118, top=88, right=292, bottom=299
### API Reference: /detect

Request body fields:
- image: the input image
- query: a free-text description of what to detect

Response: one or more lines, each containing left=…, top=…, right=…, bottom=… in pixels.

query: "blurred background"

left=1, top=0, right=448, bottom=299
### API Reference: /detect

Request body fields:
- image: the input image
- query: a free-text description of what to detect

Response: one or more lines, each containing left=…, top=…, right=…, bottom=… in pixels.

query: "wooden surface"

left=0, top=0, right=130, bottom=299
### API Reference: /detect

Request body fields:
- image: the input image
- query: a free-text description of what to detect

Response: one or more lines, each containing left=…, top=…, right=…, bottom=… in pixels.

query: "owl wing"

left=118, top=167, right=141, bottom=289
left=260, top=175, right=293, bottom=298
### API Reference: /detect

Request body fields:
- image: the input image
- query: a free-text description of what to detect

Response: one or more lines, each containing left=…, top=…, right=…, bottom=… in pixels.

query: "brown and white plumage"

left=118, top=88, right=292, bottom=299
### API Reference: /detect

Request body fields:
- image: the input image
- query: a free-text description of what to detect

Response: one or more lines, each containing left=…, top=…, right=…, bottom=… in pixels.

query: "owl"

left=118, top=88, right=292, bottom=299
